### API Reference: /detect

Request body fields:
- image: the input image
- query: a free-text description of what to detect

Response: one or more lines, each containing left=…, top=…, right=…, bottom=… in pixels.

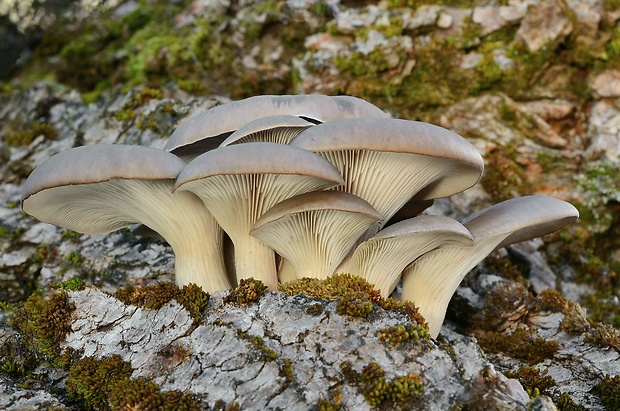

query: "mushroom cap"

left=174, top=142, right=346, bottom=187
left=164, top=95, right=388, bottom=157
left=463, top=195, right=579, bottom=249
left=251, top=191, right=382, bottom=279
left=252, top=190, right=381, bottom=230
left=22, top=144, right=186, bottom=233
left=290, top=117, right=484, bottom=227
left=219, top=115, right=314, bottom=147
left=23, top=144, right=184, bottom=199
left=352, top=215, right=473, bottom=296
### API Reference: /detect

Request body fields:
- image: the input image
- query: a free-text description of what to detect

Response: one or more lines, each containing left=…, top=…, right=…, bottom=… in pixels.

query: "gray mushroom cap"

left=463, top=195, right=580, bottom=248
left=21, top=144, right=231, bottom=293
left=164, top=95, right=388, bottom=158
left=219, top=115, right=314, bottom=147
left=22, top=144, right=186, bottom=233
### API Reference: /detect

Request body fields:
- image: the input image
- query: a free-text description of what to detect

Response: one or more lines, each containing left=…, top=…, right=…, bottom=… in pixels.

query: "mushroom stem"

left=401, top=237, right=499, bottom=338
left=232, top=235, right=278, bottom=290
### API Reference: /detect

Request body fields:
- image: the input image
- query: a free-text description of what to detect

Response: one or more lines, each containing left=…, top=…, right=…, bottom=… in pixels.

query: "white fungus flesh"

left=21, top=145, right=231, bottom=293
left=401, top=195, right=579, bottom=338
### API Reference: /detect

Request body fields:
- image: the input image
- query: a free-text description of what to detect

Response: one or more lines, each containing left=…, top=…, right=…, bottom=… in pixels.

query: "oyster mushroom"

left=174, top=142, right=345, bottom=290
left=250, top=191, right=381, bottom=281
left=165, top=95, right=388, bottom=161
left=351, top=215, right=474, bottom=298
left=219, top=115, right=314, bottom=146
left=401, top=195, right=579, bottom=338
left=291, top=117, right=484, bottom=272
left=21, top=144, right=231, bottom=293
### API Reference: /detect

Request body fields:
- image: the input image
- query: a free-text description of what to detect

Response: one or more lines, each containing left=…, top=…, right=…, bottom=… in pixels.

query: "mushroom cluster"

left=21, top=94, right=579, bottom=337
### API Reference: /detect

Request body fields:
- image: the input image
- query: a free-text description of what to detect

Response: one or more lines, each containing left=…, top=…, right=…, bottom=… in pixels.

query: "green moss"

left=318, top=386, right=343, bottom=411
left=341, top=360, right=424, bottom=408
left=5, top=121, right=57, bottom=147
left=224, top=278, right=268, bottom=305
left=336, top=290, right=374, bottom=318
left=237, top=330, right=279, bottom=362
left=115, top=282, right=209, bottom=323
left=477, top=327, right=560, bottom=365
left=9, top=289, right=76, bottom=359
left=66, top=354, right=201, bottom=411
left=378, top=323, right=427, bottom=346
left=504, top=366, right=556, bottom=398
left=65, top=251, right=86, bottom=267
left=66, top=354, right=133, bottom=409
left=555, top=392, right=588, bottom=411
left=0, top=225, right=25, bottom=240
left=594, top=374, right=620, bottom=410
left=213, top=400, right=241, bottom=411
left=537, top=289, right=570, bottom=313
left=481, top=145, right=533, bottom=203
left=305, top=302, right=325, bottom=316
left=279, top=273, right=381, bottom=302
left=60, top=229, right=82, bottom=242
left=52, top=277, right=86, bottom=292
left=583, top=323, right=620, bottom=349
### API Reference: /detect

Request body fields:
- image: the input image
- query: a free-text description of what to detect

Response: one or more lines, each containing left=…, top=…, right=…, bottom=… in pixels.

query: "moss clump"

left=477, top=327, right=560, bottom=365
left=213, top=400, right=241, bottom=411
left=583, top=323, right=620, bottom=349
left=594, top=374, right=620, bottom=410
left=237, top=330, right=279, bottom=362
left=66, top=354, right=201, bottom=411
left=336, top=290, right=374, bottom=318
left=341, top=361, right=424, bottom=408
left=378, top=323, right=427, bottom=347
left=555, top=392, right=588, bottom=411
left=279, top=273, right=381, bottom=302
left=60, top=229, right=82, bottom=242
left=224, top=278, right=268, bottom=305
left=504, top=366, right=556, bottom=398
left=537, top=289, right=571, bottom=313
left=5, top=121, right=57, bottom=147
left=52, top=277, right=86, bottom=292
left=318, top=386, right=343, bottom=411
left=305, top=302, right=325, bottom=316
left=115, top=282, right=209, bottom=322
left=9, top=289, right=76, bottom=359
left=481, top=146, right=532, bottom=203
left=66, top=354, right=133, bottom=409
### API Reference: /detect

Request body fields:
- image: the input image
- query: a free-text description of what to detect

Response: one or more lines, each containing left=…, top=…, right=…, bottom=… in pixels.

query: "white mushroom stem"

left=401, top=195, right=579, bottom=338
left=401, top=237, right=500, bottom=338
left=351, top=215, right=473, bottom=298
left=174, top=143, right=345, bottom=291
left=24, top=179, right=230, bottom=293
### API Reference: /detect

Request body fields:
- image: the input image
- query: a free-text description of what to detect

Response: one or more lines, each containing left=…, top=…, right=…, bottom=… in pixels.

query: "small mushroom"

left=291, top=117, right=484, bottom=272
left=219, top=115, right=314, bottom=146
left=21, top=144, right=231, bottom=293
left=174, top=142, right=345, bottom=290
left=401, top=195, right=579, bottom=338
left=351, top=215, right=473, bottom=298
left=165, top=95, right=388, bottom=161
left=250, top=191, right=381, bottom=280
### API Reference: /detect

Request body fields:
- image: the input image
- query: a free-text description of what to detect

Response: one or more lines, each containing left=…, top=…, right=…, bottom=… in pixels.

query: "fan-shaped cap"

left=22, top=144, right=185, bottom=233
left=352, top=215, right=473, bottom=297
left=219, top=115, right=314, bottom=147
left=251, top=191, right=381, bottom=280
left=463, top=195, right=579, bottom=248
left=174, top=142, right=346, bottom=187
left=165, top=95, right=388, bottom=158
left=21, top=144, right=231, bottom=293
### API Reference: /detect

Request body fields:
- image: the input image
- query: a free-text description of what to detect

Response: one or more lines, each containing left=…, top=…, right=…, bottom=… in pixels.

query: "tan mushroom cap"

left=165, top=94, right=388, bottom=158
left=174, top=142, right=346, bottom=290
left=351, top=215, right=473, bottom=297
left=251, top=191, right=382, bottom=280
left=219, top=115, right=314, bottom=147
left=21, top=144, right=230, bottom=293
left=402, top=195, right=579, bottom=338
